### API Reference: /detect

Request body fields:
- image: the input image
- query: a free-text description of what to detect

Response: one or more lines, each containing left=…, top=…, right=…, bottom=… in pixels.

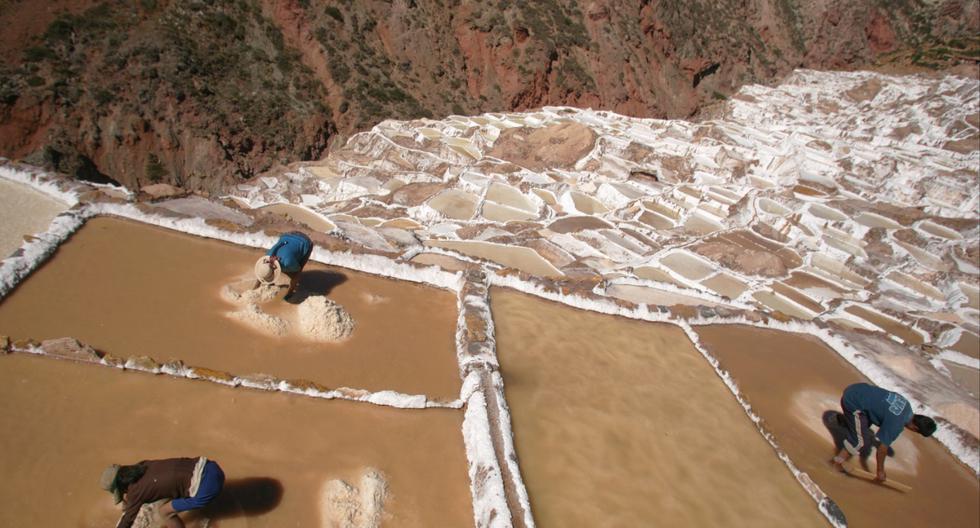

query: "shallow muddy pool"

left=0, top=353, right=472, bottom=527
left=0, top=216, right=461, bottom=399
left=257, top=203, right=336, bottom=233
left=694, top=325, right=979, bottom=528
left=0, top=178, right=68, bottom=257
left=490, top=289, right=826, bottom=527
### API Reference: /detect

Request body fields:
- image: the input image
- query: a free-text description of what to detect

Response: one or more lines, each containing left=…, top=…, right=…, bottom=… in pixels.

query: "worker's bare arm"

left=875, top=443, right=888, bottom=482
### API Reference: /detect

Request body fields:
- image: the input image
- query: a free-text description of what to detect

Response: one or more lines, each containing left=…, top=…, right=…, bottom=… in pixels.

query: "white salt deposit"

left=319, top=469, right=388, bottom=528
left=0, top=178, right=69, bottom=257
left=298, top=295, right=355, bottom=341
left=131, top=499, right=172, bottom=528
left=220, top=279, right=281, bottom=305
left=226, top=303, right=289, bottom=337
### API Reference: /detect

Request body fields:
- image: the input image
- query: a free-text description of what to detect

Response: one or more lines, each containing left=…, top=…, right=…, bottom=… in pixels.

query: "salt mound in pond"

left=132, top=499, right=173, bottom=528
left=299, top=295, right=355, bottom=341
left=221, top=279, right=280, bottom=305
left=319, top=469, right=387, bottom=528
left=227, top=303, right=289, bottom=337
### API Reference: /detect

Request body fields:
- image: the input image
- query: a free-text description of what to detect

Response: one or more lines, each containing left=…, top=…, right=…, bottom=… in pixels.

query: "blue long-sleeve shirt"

left=266, top=233, right=312, bottom=273
left=842, top=383, right=914, bottom=446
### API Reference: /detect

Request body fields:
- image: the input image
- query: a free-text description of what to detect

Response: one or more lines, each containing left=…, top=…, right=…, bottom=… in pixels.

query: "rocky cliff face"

left=0, top=0, right=976, bottom=192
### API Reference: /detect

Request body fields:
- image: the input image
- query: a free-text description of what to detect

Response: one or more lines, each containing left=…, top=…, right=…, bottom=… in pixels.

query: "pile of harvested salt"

left=226, top=303, right=289, bottom=337
left=319, top=469, right=387, bottom=528
left=298, top=296, right=355, bottom=342
left=131, top=499, right=168, bottom=528
left=220, top=279, right=280, bottom=305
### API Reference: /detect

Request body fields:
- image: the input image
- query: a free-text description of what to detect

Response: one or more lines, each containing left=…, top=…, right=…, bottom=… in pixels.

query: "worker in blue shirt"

left=258, top=231, right=313, bottom=300
left=831, top=383, right=936, bottom=483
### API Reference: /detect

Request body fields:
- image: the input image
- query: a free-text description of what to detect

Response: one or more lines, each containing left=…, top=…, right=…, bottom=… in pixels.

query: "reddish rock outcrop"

left=0, top=0, right=976, bottom=192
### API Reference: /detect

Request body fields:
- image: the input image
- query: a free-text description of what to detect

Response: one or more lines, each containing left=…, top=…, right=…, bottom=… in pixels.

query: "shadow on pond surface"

left=183, top=477, right=284, bottom=524
left=289, top=270, right=348, bottom=303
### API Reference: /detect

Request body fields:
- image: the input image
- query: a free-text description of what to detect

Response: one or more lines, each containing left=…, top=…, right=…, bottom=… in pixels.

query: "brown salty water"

left=0, top=353, right=472, bottom=527
left=694, top=325, right=979, bottom=528
left=0, top=216, right=461, bottom=399
left=490, top=289, right=827, bottom=527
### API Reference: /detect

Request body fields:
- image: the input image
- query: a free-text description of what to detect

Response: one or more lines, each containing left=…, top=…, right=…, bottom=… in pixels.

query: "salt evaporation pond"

left=490, top=289, right=826, bottom=527
left=695, top=325, right=979, bottom=528
left=0, top=353, right=473, bottom=527
left=0, top=216, right=461, bottom=399
left=0, top=177, right=68, bottom=257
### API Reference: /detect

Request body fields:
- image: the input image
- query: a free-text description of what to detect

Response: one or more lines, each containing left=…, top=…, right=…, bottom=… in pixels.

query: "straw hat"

left=255, top=256, right=281, bottom=284
left=99, top=464, right=123, bottom=504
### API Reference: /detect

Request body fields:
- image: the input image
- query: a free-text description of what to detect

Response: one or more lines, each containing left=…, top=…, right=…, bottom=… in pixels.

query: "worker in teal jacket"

left=257, top=231, right=313, bottom=300
left=831, top=383, right=936, bottom=483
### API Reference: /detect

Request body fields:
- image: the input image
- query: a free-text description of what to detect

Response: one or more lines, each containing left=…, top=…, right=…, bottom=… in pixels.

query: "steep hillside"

left=0, top=0, right=977, bottom=191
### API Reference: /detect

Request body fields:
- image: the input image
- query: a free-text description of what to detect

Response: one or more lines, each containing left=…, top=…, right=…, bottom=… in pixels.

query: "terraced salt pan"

left=659, top=251, right=717, bottom=281
left=701, top=272, right=749, bottom=299
left=694, top=325, right=979, bottom=528
left=683, top=210, right=725, bottom=235
left=427, top=189, right=480, bottom=220
left=258, top=203, right=337, bottom=233
left=545, top=216, right=614, bottom=233
left=811, top=254, right=870, bottom=289
left=604, top=283, right=724, bottom=308
left=481, top=201, right=537, bottom=223
left=491, top=289, right=827, bottom=527
left=853, top=212, right=903, bottom=229
left=563, top=190, right=608, bottom=215
left=807, top=203, right=848, bottom=222
left=154, top=196, right=253, bottom=226
left=951, top=332, right=980, bottom=360
left=959, top=283, right=979, bottom=310
left=485, top=182, right=537, bottom=213
left=943, top=361, right=980, bottom=398
left=633, top=264, right=687, bottom=287
left=753, top=290, right=819, bottom=320
left=637, top=209, right=675, bottom=230
left=885, top=271, right=946, bottom=302
left=844, top=305, right=926, bottom=345
left=785, top=270, right=847, bottom=292
left=917, top=220, right=963, bottom=240
left=0, top=354, right=472, bottom=527
left=895, top=240, right=950, bottom=272
left=425, top=239, right=563, bottom=278
left=758, top=197, right=791, bottom=216
left=0, top=217, right=461, bottom=400
left=0, top=178, right=68, bottom=257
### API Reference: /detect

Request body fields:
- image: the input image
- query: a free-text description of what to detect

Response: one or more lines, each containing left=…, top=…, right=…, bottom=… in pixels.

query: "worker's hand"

left=830, top=455, right=845, bottom=472
left=874, top=468, right=886, bottom=483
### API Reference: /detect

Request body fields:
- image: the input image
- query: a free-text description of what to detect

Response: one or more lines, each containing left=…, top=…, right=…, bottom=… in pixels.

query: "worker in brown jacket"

left=100, top=457, right=225, bottom=528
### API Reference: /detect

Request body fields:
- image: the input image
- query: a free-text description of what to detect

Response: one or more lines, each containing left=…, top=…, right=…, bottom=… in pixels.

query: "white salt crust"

left=226, top=303, right=289, bottom=337
left=319, top=468, right=388, bottom=528
left=298, top=296, right=356, bottom=342
left=461, top=379, right=512, bottom=528
left=11, top=343, right=452, bottom=411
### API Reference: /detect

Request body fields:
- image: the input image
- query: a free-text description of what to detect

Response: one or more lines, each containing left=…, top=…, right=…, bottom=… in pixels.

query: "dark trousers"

left=841, top=399, right=874, bottom=458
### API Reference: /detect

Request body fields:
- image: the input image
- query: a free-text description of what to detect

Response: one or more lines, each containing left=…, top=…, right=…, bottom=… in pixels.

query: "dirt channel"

left=0, top=353, right=472, bottom=527
left=490, top=288, right=826, bottom=527
left=0, top=216, right=461, bottom=399
left=694, top=325, right=979, bottom=528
